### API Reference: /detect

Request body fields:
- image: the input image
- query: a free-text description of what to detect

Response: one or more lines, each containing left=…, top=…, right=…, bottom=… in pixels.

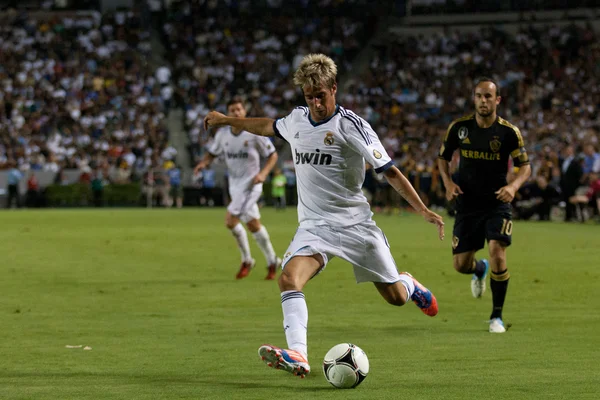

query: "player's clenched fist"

left=203, top=111, right=228, bottom=130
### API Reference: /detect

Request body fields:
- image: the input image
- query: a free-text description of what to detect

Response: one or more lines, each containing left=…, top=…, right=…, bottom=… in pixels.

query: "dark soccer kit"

left=439, top=114, right=529, bottom=254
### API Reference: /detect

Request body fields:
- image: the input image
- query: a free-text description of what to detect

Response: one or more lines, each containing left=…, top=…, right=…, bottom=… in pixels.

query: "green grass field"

left=0, top=208, right=598, bottom=399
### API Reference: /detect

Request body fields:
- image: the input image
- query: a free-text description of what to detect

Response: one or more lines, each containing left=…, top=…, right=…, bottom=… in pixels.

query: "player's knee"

left=278, top=270, right=301, bottom=291
left=488, top=245, right=506, bottom=269
left=225, top=220, right=236, bottom=230
left=246, top=219, right=261, bottom=232
left=453, top=258, right=473, bottom=274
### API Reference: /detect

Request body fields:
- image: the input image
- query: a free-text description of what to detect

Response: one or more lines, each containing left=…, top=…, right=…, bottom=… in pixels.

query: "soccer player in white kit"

left=203, top=55, right=445, bottom=377
left=194, top=98, right=281, bottom=280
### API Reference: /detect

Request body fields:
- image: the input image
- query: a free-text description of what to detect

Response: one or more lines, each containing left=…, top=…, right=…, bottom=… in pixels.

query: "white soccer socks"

left=281, top=290, right=308, bottom=359
left=231, top=223, right=252, bottom=263
left=252, top=226, right=278, bottom=265
left=398, top=274, right=415, bottom=302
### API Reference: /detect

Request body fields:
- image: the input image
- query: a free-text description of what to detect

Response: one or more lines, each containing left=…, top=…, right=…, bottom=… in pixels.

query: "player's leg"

left=374, top=281, right=409, bottom=306
left=486, top=211, right=513, bottom=333
left=259, top=254, right=323, bottom=377
left=452, top=213, right=489, bottom=298
left=242, top=191, right=280, bottom=279
left=346, top=222, right=438, bottom=316
left=487, top=240, right=509, bottom=332
left=225, top=211, right=254, bottom=279
left=259, top=228, right=334, bottom=377
left=245, top=213, right=280, bottom=280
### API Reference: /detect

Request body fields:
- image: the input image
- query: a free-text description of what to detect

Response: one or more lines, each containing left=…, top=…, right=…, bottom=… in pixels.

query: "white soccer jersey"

left=208, top=127, right=276, bottom=191
left=274, top=105, right=394, bottom=228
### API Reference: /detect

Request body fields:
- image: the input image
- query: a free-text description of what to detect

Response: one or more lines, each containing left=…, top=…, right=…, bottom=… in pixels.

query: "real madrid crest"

left=373, top=149, right=382, bottom=159
left=458, top=126, right=468, bottom=140
left=490, top=136, right=501, bottom=153
left=324, top=132, right=334, bottom=146
left=452, top=236, right=460, bottom=250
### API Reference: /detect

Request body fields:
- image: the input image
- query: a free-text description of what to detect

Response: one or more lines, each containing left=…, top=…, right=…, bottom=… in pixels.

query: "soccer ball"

left=322, top=343, right=369, bottom=389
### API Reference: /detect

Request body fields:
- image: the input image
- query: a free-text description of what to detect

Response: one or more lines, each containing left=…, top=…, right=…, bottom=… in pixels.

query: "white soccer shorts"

left=228, top=186, right=262, bottom=223
left=280, top=220, right=401, bottom=283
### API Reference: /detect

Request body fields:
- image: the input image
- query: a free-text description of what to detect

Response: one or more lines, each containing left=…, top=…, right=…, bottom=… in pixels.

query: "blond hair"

left=293, top=53, right=337, bottom=89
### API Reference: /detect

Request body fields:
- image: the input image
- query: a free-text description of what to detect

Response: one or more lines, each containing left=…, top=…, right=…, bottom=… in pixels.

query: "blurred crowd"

left=0, top=8, right=176, bottom=190
left=2, top=2, right=599, bottom=219
left=343, top=24, right=600, bottom=221
left=158, top=0, right=373, bottom=165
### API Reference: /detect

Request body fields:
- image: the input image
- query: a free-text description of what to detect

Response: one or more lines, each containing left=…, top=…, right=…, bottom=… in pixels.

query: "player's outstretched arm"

left=204, top=111, right=275, bottom=137
left=384, top=166, right=445, bottom=241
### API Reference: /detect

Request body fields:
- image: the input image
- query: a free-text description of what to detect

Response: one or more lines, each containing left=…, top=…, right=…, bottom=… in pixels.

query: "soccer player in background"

left=204, top=54, right=445, bottom=378
left=438, top=77, right=531, bottom=333
left=194, top=97, right=281, bottom=280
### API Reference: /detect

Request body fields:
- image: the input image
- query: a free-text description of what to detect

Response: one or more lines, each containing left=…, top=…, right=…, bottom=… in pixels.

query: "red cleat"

left=265, top=257, right=281, bottom=280
left=236, top=259, right=255, bottom=279
left=401, top=272, right=438, bottom=317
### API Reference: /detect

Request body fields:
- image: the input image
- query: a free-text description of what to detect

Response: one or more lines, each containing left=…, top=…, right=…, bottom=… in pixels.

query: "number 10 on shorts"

left=500, top=219, right=513, bottom=236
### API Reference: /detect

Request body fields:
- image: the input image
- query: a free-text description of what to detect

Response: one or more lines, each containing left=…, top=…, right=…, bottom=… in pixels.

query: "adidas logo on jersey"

left=462, top=137, right=471, bottom=144
left=295, top=149, right=332, bottom=165
left=294, top=132, right=300, bottom=139
left=226, top=151, right=249, bottom=159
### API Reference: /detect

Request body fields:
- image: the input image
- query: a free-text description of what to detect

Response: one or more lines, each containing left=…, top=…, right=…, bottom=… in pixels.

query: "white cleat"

left=471, top=259, right=489, bottom=298
left=489, top=318, right=506, bottom=333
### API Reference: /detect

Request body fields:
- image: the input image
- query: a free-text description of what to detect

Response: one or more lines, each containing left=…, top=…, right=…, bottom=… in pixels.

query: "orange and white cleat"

left=236, top=259, right=255, bottom=280
left=265, top=257, right=281, bottom=280
left=401, top=272, right=438, bottom=317
left=258, top=344, right=310, bottom=378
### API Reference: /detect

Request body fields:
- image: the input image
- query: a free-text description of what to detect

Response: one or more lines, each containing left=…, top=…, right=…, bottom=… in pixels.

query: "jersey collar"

left=308, top=104, right=339, bottom=127
left=229, top=127, right=244, bottom=137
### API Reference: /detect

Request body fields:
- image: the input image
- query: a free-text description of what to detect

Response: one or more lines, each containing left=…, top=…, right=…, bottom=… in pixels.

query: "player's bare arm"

left=193, top=152, right=215, bottom=175
left=437, top=158, right=463, bottom=201
left=496, top=163, right=531, bottom=203
left=253, top=152, right=278, bottom=184
left=383, top=166, right=445, bottom=241
left=204, top=111, right=275, bottom=137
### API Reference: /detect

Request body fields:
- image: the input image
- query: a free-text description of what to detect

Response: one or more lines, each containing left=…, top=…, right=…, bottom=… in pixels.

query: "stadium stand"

left=159, top=0, right=377, bottom=166
left=342, top=23, right=599, bottom=217
left=1, top=1, right=598, bottom=220
left=0, top=7, right=172, bottom=188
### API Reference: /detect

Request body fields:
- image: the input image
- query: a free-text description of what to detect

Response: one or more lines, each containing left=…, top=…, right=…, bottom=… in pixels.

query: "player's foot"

left=265, top=257, right=281, bottom=280
left=258, top=344, right=310, bottom=378
left=401, top=272, right=438, bottom=317
left=489, top=318, right=506, bottom=333
left=236, top=259, right=255, bottom=280
left=471, top=259, right=489, bottom=298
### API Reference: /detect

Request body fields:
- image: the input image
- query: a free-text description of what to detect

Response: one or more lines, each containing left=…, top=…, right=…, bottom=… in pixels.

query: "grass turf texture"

left=0, top=208, right=598, bottom=399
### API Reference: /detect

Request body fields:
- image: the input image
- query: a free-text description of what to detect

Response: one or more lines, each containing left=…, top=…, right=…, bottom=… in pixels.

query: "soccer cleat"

left=471, top=259, right=489, bottom=298
left=258, top=344, right=310, bottom=377
left=236, top=259, right=255, bottom=280
left=401, top=272, right=438, bottom=317
left=489, top=318, right=506, bottom=333
left=265, top=257, right=281, bottom=280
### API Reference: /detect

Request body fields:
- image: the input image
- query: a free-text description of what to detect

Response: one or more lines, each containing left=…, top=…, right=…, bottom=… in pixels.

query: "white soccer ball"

left=322, top=343, right=369, bottom=389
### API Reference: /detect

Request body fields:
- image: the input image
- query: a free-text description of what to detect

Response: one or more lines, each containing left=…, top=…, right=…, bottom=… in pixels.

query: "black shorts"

left=452, top=205, right=513, bottom=254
